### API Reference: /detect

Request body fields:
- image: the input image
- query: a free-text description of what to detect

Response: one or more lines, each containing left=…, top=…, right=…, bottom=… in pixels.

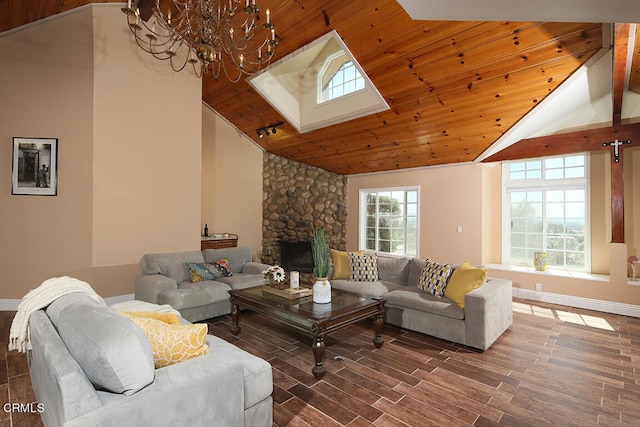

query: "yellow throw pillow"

left=121, top=312, right=209, bottom=368
left=119, top=311, right=181, bottom=325
left=444, top=262, right=488, bottom=309
left=331, top=249, right=364, bottom=279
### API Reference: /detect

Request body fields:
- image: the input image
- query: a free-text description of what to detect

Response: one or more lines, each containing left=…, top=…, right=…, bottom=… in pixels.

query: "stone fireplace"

left=262, top=152, right=347, bottom=284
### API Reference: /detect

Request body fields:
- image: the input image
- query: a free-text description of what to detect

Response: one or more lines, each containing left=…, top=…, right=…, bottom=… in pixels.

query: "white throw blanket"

left=8, top=276, right=106, bottom=353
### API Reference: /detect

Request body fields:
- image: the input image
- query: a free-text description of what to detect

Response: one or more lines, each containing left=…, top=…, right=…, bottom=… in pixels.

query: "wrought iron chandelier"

left=122, top=0, right=278, bottom=80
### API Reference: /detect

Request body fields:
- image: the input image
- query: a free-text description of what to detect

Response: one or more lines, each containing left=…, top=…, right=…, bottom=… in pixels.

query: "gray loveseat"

left=28, top=293, right=273, bottom=427
left=330, top=253, right=513, bottom=350
left=135, top=246, right=271, bottom=322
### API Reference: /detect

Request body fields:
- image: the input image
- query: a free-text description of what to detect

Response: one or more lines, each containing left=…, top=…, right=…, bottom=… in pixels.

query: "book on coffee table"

left=262, top=286, right=312, bottom=299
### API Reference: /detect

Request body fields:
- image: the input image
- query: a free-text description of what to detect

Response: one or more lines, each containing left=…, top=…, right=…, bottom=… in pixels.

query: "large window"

left=502, top=154, right=590, bottom=271
left=359, top=187, right=419, bottom=256
left=318, top=53, right=365, bottom=103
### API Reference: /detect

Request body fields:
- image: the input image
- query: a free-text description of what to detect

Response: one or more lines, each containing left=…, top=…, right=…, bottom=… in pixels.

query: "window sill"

left=485, top=263, right=615, bottom=283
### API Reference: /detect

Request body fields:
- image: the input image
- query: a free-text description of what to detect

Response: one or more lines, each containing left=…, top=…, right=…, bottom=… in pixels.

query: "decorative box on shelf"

left=262, top=286, right=312, bottom=300
left=201, top=233, right=238, bottom=250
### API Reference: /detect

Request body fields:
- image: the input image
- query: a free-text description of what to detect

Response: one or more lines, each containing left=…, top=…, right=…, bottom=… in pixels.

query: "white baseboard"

left=513, top=288, right=640, bottom=318
left=0, top=294, right=135, bottom=311
left=0, top=300, right=21, bottom=311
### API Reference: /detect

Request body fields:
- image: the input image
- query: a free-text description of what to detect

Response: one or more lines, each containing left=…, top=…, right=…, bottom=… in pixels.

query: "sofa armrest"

left=135, top=274, right=177, bottom=304
left=464, top=278, right=513, bottom=350
left=241, top=262, right=272, bottom=274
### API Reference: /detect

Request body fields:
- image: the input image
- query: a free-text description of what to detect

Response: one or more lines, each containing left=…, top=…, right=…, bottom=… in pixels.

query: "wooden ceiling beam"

left=481, top=122, right=640, bottom=163
left=613, top=24, right=630, bottom=126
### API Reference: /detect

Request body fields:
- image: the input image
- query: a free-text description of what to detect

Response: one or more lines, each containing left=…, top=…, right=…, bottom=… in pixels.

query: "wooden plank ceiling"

left=2, top=1, right=631, bottom=175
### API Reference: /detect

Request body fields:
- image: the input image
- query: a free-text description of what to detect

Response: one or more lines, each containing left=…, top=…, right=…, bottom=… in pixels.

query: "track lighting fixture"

left=255, top=122, right=284, bottom=138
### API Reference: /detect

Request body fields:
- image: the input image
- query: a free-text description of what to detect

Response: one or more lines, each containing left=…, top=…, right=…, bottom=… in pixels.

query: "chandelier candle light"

left=122, top=0, right=278, bottom=80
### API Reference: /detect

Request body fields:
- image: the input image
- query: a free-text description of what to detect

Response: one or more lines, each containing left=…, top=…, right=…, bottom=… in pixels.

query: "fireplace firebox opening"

left=280, top=241, right=314, bottom=273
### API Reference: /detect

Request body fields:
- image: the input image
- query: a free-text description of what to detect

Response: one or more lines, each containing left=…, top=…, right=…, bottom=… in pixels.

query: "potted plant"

left=311, top=228, right=331, bottom=303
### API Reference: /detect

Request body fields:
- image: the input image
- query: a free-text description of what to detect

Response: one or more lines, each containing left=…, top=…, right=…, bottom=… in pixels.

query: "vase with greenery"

left=312, top=228, right=331, bottom=303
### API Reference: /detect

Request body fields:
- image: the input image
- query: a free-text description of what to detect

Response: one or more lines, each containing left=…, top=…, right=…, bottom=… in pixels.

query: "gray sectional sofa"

left=330, top=253, right=513, bottom=350
left=28, top=293, right=273, bottom=427
left=135, top=246, right=271, bottom=322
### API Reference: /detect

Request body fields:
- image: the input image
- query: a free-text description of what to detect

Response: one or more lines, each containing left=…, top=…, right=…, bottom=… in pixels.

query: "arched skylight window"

left=318, top=52, right=365, bottom=103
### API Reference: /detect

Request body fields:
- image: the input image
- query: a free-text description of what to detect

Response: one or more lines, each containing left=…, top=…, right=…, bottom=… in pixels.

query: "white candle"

left=128, top=0, right=132, bottom=9
left=271, top=28, right=275, bottom=40
left=290, top=271, right=299, bottom=288
left=266, top=9, right=270, bottom=24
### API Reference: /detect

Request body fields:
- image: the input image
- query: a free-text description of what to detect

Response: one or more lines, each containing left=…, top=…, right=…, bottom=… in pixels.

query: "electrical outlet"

left=457, top=225, right=463, bottom=233
left=535, top=283, right=542, bottom=292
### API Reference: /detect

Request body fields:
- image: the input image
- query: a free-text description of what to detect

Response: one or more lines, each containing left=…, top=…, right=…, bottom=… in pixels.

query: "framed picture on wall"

left=11, top=137, right=58, bottom=196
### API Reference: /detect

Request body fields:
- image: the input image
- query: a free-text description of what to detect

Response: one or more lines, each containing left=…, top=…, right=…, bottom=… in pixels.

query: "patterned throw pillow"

left=417, top=259, right=454, bottom=297
left=185, top=259, right=232, bottom=283
left=349, top=253, right=379, bottom=282
left=121, top=312, right=209, bottom=368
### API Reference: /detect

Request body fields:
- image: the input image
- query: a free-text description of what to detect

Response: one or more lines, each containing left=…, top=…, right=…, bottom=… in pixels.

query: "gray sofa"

left=135, top=246, right=271, bottom=322
left=28, top=293, right=273, bottom=427
left=330, top=254, right=513, bottom=350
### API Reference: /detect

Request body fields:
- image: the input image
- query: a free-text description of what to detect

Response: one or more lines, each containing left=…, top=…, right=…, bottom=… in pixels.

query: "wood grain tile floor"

left=3, top=298, right=640, bottom=426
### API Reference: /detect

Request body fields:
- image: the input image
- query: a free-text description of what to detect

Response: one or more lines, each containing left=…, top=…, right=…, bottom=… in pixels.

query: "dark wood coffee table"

left=228, top=286, right=386, bottom=379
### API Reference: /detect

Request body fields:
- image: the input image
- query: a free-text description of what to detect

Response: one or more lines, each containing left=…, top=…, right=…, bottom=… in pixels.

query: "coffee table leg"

left=312, top=335, right=326, bottom=379
left=230, top=302, right=241, bottom=335
left=373, top=310, right=384, bottom=349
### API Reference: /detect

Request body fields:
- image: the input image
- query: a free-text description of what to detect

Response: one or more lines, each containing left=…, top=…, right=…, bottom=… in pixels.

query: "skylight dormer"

left=247, top=30, right=389, bottom=134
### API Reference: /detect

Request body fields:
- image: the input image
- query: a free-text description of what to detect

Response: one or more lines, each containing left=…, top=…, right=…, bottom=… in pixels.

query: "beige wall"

left=347, top=148, right=640, bottom=305
left=201, top=106, right=264, bottom=258
left=0, top=6, right=201, bottom=299
left=347, top=163, right=485, bottom=264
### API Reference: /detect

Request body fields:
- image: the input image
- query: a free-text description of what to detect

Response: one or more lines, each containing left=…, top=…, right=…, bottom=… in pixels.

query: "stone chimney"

left=262, top=153, right=347, bottom=275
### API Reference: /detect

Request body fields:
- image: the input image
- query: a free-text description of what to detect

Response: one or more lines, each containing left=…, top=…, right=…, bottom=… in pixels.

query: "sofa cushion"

left=330, top=279, right=403, bottom=298
left=203, top=246, right=252, bottom=273
left=331, top=249, right=364, bottom=280
left=377, top=255, right=411, bottom=286
left=349, top=253, right=379, bottom=281
left=164, top=281, right=232, bottom=309
left=216, top=273, right=268, bottom=290
left=417, top=259, right=454, bottom=297
left=408, top=257, right=426, bottom=287
left=386, top=288, right=465, bottom=320
left=444, top=262, right=488, bottom=308
left=140, top=251, right=205, bottom=282
left=120, top=312, right=209, bottom=368
left=186, top=260, right=232, bottom=283
left=46, top=293, right=155, bottom=395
